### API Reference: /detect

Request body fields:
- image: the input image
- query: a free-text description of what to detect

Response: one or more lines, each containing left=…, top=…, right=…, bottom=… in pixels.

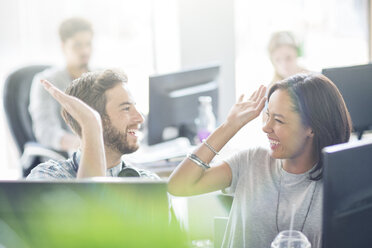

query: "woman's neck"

left=282, top=151, right=317, bottom=174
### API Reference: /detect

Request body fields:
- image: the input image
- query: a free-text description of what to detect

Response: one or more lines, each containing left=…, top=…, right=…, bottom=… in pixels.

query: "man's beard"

left=102, top=118, right=139, bottom=155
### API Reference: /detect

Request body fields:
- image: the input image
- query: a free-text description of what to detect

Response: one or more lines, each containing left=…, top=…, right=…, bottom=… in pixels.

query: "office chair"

left=3, top=65, right=67, bottom=177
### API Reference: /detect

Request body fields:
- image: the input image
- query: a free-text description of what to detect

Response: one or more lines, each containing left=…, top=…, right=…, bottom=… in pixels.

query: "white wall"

left=151, top=0, right=181, bottom=74
left=177, top=0, right=236, bottom=122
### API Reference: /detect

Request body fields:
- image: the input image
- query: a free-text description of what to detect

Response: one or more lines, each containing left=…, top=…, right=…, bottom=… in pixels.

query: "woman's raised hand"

left=226, top=85, right=266, bottom=130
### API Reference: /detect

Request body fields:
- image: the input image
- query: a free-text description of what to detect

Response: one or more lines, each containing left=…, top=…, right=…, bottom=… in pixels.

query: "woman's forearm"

left=168, top=85, right=267, bottom=196
left=168, top=121, right=239, bottom=195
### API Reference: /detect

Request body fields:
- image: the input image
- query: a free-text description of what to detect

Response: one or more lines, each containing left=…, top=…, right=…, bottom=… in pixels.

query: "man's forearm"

left=77, top=123, right=106, bottom=178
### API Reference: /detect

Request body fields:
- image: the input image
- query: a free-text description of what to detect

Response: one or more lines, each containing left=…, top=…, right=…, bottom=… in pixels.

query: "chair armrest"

left=20, top=142, right=67, bottom=170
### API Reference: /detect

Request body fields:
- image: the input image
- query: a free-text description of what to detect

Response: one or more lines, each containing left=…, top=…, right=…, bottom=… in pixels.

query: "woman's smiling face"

left=262, top=89, right=314, bottom=160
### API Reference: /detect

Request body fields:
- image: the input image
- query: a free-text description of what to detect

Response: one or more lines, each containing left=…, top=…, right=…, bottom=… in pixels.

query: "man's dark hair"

left=59, top=17, right=93, bottom=42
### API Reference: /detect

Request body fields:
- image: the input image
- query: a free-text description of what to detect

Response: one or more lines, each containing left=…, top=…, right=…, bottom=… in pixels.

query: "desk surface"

left=124, top=137, right=194, bottom=177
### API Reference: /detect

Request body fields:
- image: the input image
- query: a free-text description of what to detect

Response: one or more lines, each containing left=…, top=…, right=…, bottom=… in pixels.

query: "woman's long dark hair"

left=268, top=73, right=352, bottom=180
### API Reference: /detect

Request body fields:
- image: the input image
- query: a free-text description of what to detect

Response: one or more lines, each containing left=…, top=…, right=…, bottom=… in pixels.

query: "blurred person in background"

left=268, top=31, right=308, bottom=86
left=29, top=17, right=93, bottom=154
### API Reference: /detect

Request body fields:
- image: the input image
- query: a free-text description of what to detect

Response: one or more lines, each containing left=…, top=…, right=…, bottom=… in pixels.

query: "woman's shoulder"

left=225, top=146, right=272, bottom=165
left=249, top=146, right=272, bottom=160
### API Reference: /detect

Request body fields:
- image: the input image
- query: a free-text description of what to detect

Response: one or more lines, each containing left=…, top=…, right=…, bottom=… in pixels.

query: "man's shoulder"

left=125, top=163, right=160, bottom=180
left=137, top=168, right=160, bottom=180
left=34, top=67, right=65, bottom=78
left=33, top=67, right=70, bottom=89
left=26, top=158, right=76, bottom=180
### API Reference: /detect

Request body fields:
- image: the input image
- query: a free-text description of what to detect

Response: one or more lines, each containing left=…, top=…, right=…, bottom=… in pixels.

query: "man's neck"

left=105, top=148, right=122, bottom=169
left=67, top=65, right=89, bottom=80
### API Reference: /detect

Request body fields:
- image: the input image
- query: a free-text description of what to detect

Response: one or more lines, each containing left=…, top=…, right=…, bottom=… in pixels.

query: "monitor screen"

left=148, top=65, right=219, bottom=145
left=0, top=179, right=186, bottom=247
left=322, top=64, right=372, bottom=134
left=322, top=139, right=372, bottom=248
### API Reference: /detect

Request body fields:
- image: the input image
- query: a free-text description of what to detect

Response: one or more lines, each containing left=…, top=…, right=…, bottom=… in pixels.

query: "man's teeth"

left=128, top=129, right=137, bottom=134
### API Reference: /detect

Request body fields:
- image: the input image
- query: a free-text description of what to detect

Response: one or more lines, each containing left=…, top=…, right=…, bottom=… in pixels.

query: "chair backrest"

left=3, top=65, right=50, bottom=153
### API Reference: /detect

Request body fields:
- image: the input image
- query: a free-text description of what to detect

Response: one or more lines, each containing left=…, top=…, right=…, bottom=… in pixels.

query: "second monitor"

left=323, top=139, right=372, bottom=248
left=148, top=65, right=220, bottom=145
left=322, top=64, right=372, bottom=139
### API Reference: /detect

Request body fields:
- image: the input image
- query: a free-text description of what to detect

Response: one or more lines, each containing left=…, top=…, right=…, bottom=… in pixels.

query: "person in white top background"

left=29, top=17, right=93, bottom=153
left=267, top=31, right=308, bottom=85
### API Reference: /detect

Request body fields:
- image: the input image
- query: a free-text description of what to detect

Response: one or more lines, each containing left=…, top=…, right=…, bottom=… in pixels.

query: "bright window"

left=0, top=0, right=156, bottom=176
left=231, top=0, right=369, bottom=149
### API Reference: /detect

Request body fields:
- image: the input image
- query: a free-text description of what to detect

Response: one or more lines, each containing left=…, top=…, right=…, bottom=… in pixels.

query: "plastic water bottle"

left=271, top=230, right=311, bottom=248
left=195, top=96, right=216, bottom=143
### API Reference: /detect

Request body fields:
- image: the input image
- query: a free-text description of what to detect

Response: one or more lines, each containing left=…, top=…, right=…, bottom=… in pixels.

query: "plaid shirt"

left=27, top=151, right=159, bottom=180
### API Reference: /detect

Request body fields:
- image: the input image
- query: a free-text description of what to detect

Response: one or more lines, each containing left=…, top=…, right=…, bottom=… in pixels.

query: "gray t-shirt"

left=29, top=67, right=73, bottom=151
left=222, top=147, right=323, bottom=248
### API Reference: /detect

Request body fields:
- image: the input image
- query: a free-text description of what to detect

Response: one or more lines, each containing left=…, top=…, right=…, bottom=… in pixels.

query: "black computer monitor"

left=322, top=64, right=372, bottom=139
left=0, top=179, right=186, bottom=247
left=148, top=65, right=219, bottom=145
left=323, top=139, right=372, bottom=248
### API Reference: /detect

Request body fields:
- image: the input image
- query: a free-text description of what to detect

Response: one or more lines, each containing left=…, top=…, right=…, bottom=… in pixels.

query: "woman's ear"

left=307, top=128, right=315, bottom=138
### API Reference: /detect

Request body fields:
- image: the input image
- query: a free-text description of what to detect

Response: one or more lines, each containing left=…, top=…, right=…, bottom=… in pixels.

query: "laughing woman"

left=168, top=73, right=352, bottom=248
